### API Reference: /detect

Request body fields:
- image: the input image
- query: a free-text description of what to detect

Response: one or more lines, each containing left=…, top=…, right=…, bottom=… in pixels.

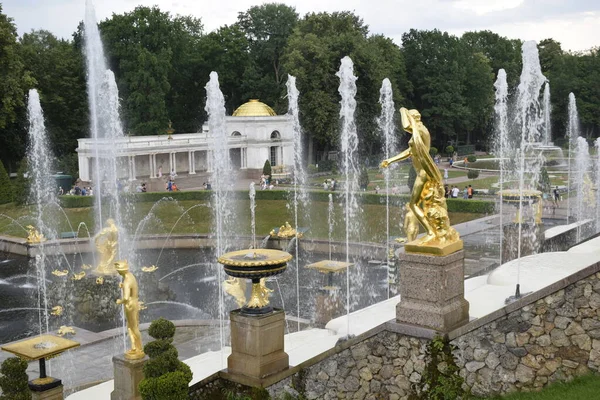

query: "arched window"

left=231, top=131, right=242, bottom=137
left=270, top=130, right=281, bottom=140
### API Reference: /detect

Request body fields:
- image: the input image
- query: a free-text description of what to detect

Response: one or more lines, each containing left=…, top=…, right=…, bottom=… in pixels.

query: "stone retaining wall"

left=189, top=263, right=600, bottom=399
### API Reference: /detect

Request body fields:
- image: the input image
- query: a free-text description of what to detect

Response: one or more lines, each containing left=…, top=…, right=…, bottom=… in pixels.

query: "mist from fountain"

left=542, top=83, right=552, bottom=145
left=249, top=182, right=256, bottom=248
left=328, top=194, right=334, bottom=261
left=493, top=70, right=509, bottom=265
left=205, top=71, right=236, bottom=354
left=566, top=92, right=581, bottom=224
left=596, top=138, right=600, bottom=233
left=377, top=78, right=396, bottom=298
left=337, top=56, right=360, bottom=335
left=286, top=75, right=309, bottom=329
left=27, top=89, right=58, bottom=335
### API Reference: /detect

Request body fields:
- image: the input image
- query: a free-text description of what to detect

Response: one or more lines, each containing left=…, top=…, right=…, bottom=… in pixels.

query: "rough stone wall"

left=188, top=270, right=600, bottom=399
left=453, top=271, right=600, bottom=397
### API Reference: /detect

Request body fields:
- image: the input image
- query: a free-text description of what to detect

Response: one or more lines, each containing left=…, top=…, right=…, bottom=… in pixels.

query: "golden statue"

left=403, top=204, right=419, bottom=243
left=51, top=269, right=69, bottom=277
left=247, top=279, right=273, bottom=308
left=270, top=221, right=303, bottom=239
left=51, top=306, right=63, bottom=316
left=224, top=277, right=247, bottom=308
left=95, top=219, right=119, bottom=275
left=96, top=276, right=104, bottom=285
left=141, top=265, right=158, bottom=273
left=81, top=264, right=92, bottom=270
left=381, top=107, right=462, bottom=256
left=71, top=271, right=86, bottom=281
left=57, top=326, right=75, bottom=336
left=26, top=226, right=46, bottom=244
left=115, top=260, right=145, bottom=360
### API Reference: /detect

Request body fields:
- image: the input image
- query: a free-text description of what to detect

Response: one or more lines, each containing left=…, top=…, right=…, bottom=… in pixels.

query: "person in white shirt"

left=451, top=186, right=460, bottom=198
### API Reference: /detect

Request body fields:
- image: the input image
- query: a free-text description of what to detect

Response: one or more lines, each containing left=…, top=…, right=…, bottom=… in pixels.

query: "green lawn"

left=478, top=374, right=600, bottom=400
left=0, top=199, right=483, bottom=243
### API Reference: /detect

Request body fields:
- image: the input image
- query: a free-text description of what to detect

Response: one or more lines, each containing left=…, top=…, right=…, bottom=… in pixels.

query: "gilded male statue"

left=381, top=108, right=459, bottom=250
left=115, top=260, right=145, bottom=360
left=95, top=218, right=119, bottom=274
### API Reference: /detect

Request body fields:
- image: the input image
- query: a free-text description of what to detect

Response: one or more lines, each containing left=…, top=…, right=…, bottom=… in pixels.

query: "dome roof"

left=232, top=99, right=277, bottom=117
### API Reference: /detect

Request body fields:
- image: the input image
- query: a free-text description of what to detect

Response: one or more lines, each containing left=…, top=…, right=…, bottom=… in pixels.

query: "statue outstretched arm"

left=381, top=148, right=411, bottom=168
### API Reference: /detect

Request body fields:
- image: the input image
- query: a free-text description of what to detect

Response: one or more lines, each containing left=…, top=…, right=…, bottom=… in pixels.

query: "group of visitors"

left=165, top=179, right=179, bottom=192
left=202, top=182, right=212, bottom=190
left=260, top=174, right=271, bottom=190
left=445, top=184, right=474, bottom=199
left=135, top=183, right=147, bottom=193
left=63, top=184, right=92, bottom=196
left=322, top=179, right=337, bottom=191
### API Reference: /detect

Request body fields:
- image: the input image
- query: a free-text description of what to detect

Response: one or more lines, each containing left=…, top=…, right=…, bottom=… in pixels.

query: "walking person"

left=462, top=186, right=468, bottom=199
left=451, top=185, right=459, bottom=198
left=553, top=186, right=560, bottom=208
left=467, top=185, right=473, bottom=199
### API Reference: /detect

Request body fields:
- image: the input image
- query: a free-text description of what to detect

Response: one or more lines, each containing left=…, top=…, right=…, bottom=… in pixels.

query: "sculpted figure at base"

left=115, top=260, right=145, bottom=360
left=95, top=218, right=119, bottom=274
left=381, top=108, right=460, bottom=253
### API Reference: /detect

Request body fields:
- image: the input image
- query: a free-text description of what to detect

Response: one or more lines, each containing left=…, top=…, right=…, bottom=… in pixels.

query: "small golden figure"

left=51, top=306, right=63, bottom=316
left=270, top=221, right=302, bottom=239
left=95, top=219, right=119, bottom=275
left=403, top=204, right=419, bottom=243
left=223, top=277, right=247, bottom=308
left=141, top=265, right=158, bottom=273
left=57, top=326, right=75, bottom=336
left=26, top=226, right=46, bottom=244
left=81, top=264, right=92, bottom=270
left=115, top=260, right=145, bottom=360
left=51, top=269, right=69, bottom=277
left=246, top=279, right=273, bottom=309
left=381, top=107, right=461, bottom=256
left=96, top=276, right=104, bottom=285
left=71, top=271, right=86, bottom=281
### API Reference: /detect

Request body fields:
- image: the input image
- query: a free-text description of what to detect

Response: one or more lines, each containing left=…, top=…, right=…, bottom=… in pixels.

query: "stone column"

left=227, top=309, right=289, bottom=381
left=131, top=156, right=137, bottom=181
left=191, top=151, right=196, bottom=174
left=110, top=354, right=147, bottom=400
left=148, top=154, right=154, bottom=178
left=396, top=250, right=469, bottom=332
left=207, top=150, right=213, bottom=172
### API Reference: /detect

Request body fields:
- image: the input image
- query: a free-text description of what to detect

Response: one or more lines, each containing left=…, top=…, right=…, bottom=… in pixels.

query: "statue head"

left=106, top=218, right=116, bottom=227
left=408, top=109, right=421, bottom=122
left=115, top=260, right=129, bottom=275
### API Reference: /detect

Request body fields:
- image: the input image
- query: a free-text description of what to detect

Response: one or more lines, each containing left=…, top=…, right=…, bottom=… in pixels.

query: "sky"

left=2, top=0, right=600, bottom=52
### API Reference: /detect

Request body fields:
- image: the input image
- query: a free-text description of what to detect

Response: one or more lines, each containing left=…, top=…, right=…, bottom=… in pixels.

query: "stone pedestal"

left=31, top=384, right=63, bottom=400
left=314, top=287, right=344, bottom=326
left=228, top=309, right=289, bottom=380
left=397, top=250, right=469, bottom=332
left=111, top=354, right=148, bottom=400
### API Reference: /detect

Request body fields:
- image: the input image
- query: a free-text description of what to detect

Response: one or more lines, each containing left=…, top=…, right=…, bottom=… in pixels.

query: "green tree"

left=237, top=3, right=299, bottom=112
left=20, top=30, right=88, bottom=158
left=0, top=357, right=31, bottom=400
left=461, top=51, right=494, bottom=146
left=0, top=160, right=12, bottom=204
left=262, top=159, right=272, bottom=177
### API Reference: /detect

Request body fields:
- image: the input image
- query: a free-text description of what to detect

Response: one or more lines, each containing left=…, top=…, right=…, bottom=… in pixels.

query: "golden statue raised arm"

left=115, top=260, right=145, bottom=360
left=381, top=107, right=462, bottom=256
left=95, top=218, right=119, bottom=275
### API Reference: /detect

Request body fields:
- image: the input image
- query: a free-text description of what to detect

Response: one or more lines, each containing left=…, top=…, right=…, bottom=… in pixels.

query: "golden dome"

left=232, top=99, right=277, bottom=117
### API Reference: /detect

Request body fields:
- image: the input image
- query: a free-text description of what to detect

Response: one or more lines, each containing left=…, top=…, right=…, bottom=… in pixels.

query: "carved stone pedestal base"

left=228, top=309, right=289, bottom=380
left=314, top=287, right=344, bottom=326
left=397, top=250, right=469, bottom=332
left=111, top=354, right=148, bottom=400
left=31, top=384, right=63, bottom=400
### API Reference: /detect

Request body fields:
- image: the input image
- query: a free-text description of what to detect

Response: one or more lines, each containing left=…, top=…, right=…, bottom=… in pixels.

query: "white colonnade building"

left=76, top=100, right=293, bottom=182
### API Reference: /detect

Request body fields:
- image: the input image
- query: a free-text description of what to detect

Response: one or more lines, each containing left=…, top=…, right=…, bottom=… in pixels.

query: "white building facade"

left=76, top=101, right=294, bottom=182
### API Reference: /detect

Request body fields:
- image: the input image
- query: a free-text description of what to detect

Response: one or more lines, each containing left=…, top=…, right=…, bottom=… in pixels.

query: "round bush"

left=144, top=339, right=175, bottom=358
left=429, top=147, right=438, bottom=156
left=466, top=155, right=477, bottom=163
left=0, top=357, right=31, bottom=400
left=445, top=145, right=454, bottom=155
left=143, top=349, right=180, bottom=379
left=467, top=169, right=480, bottom=180
left=139, top=370, right=191, bottom=400
left=148, top=318, right=176, bottom=340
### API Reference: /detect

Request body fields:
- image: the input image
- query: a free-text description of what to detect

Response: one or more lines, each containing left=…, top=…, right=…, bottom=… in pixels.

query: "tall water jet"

left=84, top=0, right=127, bottom=233
left=249, top=182, right=256, bottom=248
left=286, top=75, right=309, bottom=330
left=328, top=194, right=334, bottom=260
left=205, top=71, right=235, bottom=352
left=573, top=137, right=591, bottom=239
left=336, top=56, right=360, bottom=335
left=27, top=89, right=58, bottom=335
left=493, top=69, right=509, bottom=265
left=512, top=41, right=546, bottom=294
left=566, top=93, right=580, bottom=224
left=377, top=78, right=396, bottom=298
left=542, top=83, right=552, bottom=145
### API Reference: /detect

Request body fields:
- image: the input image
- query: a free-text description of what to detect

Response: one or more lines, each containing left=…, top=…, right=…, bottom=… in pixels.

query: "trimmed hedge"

left=58, top=190, right=494, bottom=214
left=0, top=357, right=31, bottom=400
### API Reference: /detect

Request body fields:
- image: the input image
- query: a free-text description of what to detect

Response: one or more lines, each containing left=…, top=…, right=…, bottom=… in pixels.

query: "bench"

left=60, top=232, right=77, bottom=239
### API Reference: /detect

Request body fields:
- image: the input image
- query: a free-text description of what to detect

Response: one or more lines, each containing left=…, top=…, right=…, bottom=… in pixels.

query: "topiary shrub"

left=467, top=169, right=479, bottom=180
left=445, top=145, right=454, bottom=155
left=0, top=357, right=31, bottom=400
left=466, top=155, right=477, bottom=163
left=262, top=160, right=272, bottom=178
left=139, top=318, right=192, bottom=400
left=429, top=147, right=438, bottom=156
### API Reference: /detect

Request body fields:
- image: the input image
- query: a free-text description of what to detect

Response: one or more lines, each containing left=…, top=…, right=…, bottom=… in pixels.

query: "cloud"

left=1, top=0, right=599, bottom=51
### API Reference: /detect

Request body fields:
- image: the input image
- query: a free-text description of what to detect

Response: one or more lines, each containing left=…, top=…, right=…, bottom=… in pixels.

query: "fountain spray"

left=566, top=93, right=581, bottom=225
left=377, top=78, right=396, bottom=298
left=336, top=56, right=360, bottom=336
left=493, top=69, right=509, bottom=265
